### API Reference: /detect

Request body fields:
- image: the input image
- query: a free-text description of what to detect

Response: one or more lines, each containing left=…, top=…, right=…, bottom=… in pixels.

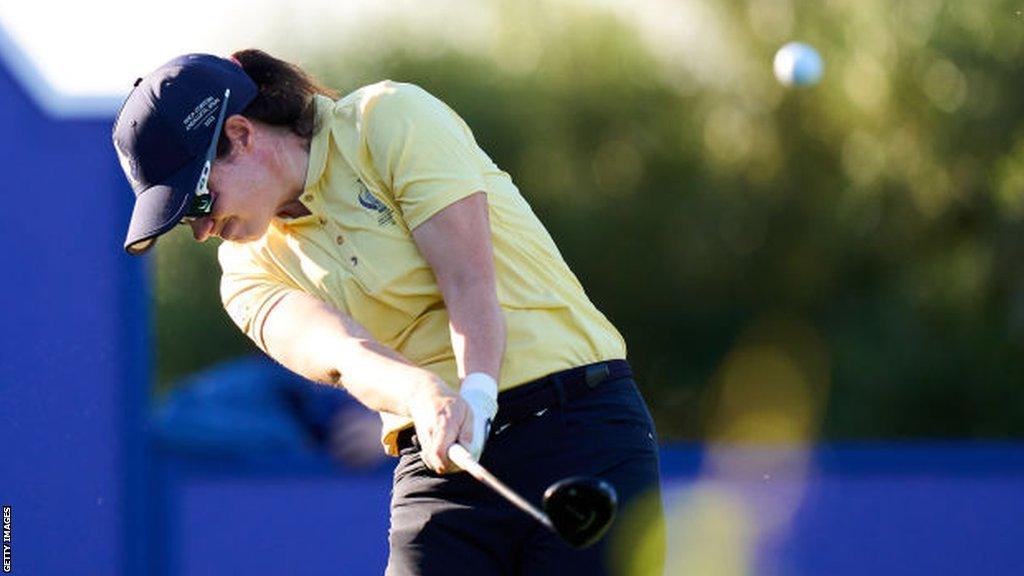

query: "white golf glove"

left=459, top=372, right=498, bottom=462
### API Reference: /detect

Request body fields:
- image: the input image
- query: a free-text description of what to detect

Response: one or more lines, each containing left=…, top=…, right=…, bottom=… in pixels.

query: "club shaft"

left=448, top=444, right=555, bottom=532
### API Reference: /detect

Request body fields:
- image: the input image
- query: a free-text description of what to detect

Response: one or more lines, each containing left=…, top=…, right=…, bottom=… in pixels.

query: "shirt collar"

left=277, top=94, right=333, bottom=227
left=303, top=94, right=334, bottom=193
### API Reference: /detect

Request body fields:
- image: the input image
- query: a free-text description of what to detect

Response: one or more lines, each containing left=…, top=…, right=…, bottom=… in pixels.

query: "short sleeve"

left=364, top=84, right=489, bottom=230
left=219, top=245, right=298, bottom=353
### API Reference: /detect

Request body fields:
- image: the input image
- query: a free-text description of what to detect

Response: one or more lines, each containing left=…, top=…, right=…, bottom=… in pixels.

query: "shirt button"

left=335, top=235, right=344, bottom=245
left=319, top=218, right=327, bottom=225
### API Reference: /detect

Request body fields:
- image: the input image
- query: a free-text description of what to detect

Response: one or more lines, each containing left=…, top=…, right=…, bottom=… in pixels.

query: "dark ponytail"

left=217, top=49, right=339, bottom=157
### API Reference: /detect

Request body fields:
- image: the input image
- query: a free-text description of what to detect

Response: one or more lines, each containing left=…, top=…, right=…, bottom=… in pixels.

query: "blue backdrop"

left=0, top=26, right=150, bottom=576
left=150, top=444, right=1024, bottom=575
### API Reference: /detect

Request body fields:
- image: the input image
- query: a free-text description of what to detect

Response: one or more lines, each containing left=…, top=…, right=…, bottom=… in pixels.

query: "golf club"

left=448, top=444, right=617, bottom=549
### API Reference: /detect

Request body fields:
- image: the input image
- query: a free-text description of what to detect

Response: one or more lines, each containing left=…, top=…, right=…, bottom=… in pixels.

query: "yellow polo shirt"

left=219, top=81, right=626, bottom=455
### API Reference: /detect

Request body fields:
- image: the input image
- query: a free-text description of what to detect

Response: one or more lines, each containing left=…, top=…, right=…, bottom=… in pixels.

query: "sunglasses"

left=180, top=88, right=230, bottom=225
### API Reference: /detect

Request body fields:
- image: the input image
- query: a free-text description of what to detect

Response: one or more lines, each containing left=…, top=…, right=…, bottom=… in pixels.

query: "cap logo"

left=183, top=95, right=221, bottom=132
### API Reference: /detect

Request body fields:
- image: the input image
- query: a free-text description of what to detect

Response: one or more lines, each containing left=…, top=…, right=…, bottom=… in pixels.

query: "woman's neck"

left=272, top=129, right=313, bottom=217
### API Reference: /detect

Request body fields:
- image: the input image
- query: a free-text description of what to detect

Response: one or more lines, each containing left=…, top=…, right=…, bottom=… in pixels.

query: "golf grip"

left=448, top=444, right=555, bottom=532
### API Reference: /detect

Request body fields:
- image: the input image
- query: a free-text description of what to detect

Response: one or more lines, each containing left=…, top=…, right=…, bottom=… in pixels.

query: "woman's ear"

left=222, top=115, right=254, bottom=155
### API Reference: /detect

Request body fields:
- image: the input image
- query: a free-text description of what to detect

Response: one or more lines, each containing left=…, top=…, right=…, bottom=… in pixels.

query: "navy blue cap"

left=113, top=54, right=258, bottom=255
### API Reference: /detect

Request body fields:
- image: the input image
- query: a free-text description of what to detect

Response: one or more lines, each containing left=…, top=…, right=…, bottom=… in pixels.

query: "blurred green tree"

left=156, top=0, right=1024, bottom=439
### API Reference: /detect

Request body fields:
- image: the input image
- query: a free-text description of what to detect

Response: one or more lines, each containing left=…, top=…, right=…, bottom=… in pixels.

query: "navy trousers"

left=386, top=361, right=665, bottom=575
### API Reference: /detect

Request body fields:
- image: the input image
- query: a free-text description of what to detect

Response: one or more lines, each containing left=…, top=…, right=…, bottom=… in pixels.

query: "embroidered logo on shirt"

left=356, top=180, right=395, bottom=227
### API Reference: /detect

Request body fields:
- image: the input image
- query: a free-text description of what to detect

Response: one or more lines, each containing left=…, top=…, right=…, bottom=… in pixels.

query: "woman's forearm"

left=445, top=281, right=507, bottom=381
left=261, top=290, right=449, bottom=416
left=409, top=192, right=507, bottom=382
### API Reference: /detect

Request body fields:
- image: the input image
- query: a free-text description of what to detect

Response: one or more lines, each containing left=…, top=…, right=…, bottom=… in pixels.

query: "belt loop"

left=585, top=363, right=611, bottom=388
left=552, top=373, right=567, bottom=407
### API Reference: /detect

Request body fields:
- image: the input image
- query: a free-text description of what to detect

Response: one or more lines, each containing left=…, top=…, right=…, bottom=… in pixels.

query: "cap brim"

left=123, top=156, right=206, bottom=255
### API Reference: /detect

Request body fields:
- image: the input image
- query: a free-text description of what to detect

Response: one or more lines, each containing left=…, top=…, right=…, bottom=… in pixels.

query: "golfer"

left=113, top=50, right=663, bottom=574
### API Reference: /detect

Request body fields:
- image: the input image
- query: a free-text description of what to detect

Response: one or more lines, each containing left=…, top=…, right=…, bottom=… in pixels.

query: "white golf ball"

left=773, top=42, right=824, bottom=87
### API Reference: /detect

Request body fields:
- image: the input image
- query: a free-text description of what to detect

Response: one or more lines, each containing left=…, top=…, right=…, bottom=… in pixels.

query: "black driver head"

left=542, top=476, right=618, bottom=549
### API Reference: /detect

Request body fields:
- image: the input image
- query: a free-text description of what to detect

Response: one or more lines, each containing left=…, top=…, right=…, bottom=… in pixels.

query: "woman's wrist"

left=460, top=372, right=498, bottom=400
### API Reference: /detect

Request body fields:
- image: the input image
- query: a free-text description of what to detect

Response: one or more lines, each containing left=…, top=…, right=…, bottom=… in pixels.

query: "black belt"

left=396, top=359, right=631, bottom=450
